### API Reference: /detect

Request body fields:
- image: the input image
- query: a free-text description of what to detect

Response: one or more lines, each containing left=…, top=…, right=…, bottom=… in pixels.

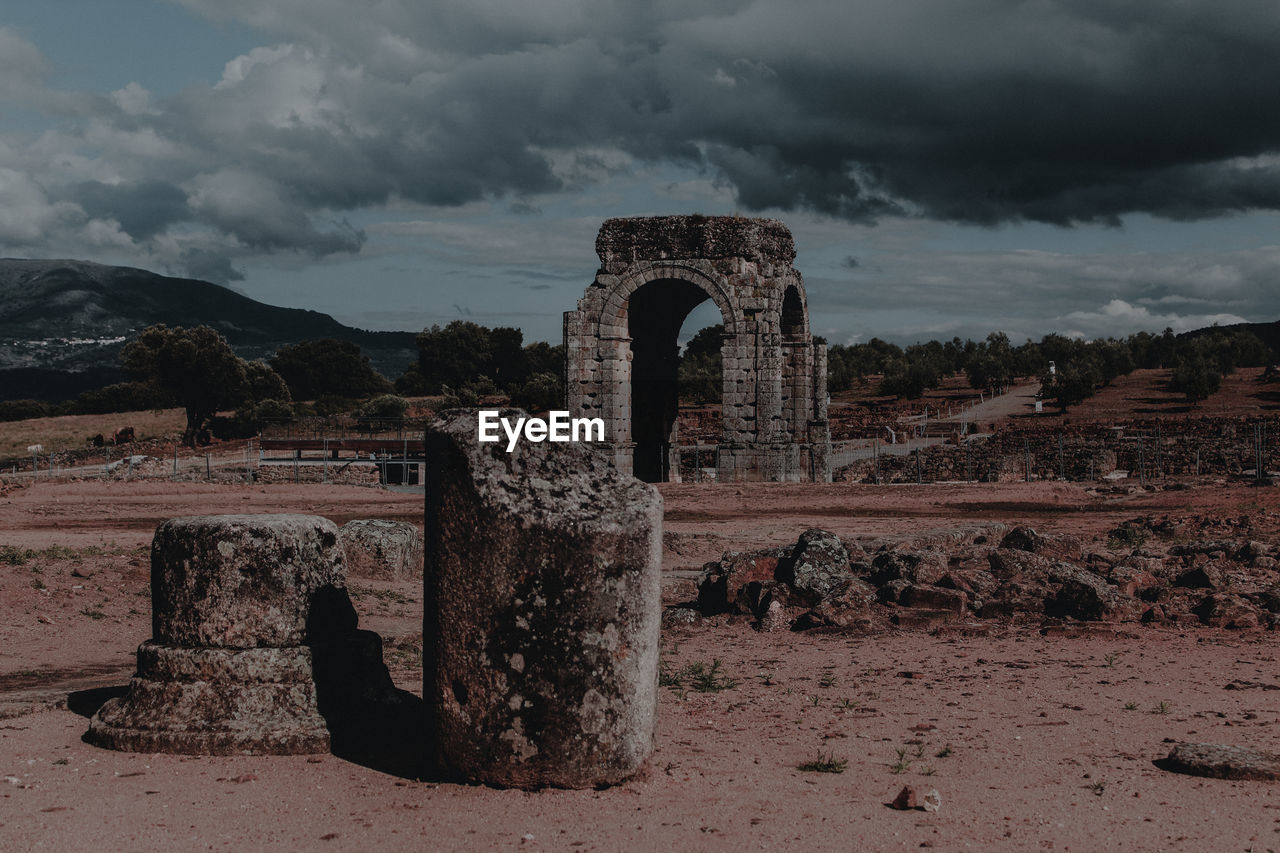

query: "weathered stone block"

left=783, top=528, right=851, bottom=602
left=151, top=514, right=346, bottom=649
left=340, top=519, right=423, bottom=580
left=424, top=410, right=662, bottom=789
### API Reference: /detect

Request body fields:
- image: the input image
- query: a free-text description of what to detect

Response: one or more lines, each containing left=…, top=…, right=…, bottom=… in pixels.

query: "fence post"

left=1057, top=434, right=1065, bottom=480
left=916, top=448, right=922, bottom=484
left=1257, top=423, right=1264, bottom=481
left=1138, top=436, right=1145, bottom=487
left=206, top=454, right=211, bottom=481
left=1024, top=439, right=1030, bottom=483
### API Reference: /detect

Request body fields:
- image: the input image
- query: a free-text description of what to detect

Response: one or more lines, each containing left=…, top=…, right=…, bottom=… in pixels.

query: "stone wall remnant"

left=565, top=215, right=830, bottom=483
left=88, top=514, right=393, bottom=756
left=424, top=409, right=662, bottom=789
left=340, top=519, right=423, bottom=580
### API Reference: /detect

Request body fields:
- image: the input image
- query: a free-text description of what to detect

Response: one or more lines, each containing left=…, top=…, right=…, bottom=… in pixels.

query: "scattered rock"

left=899, top=584, right=968, bottom=615
left=758, top=599, right=791, bottom=633
left=1174, top=563, right=1224, bottom=590
left=1194, top=593, right=1264, bottom=629
left=783, top=529, right=852, bottom=603
left=697, top=550, right=786, bottom=614
left=1046, top=565, right=1121, bottom=621
left=1160, top=742, right=1280, bottom=781
left=987, top=549, right=1055, bottom=583
left=890, top=785, right=919, bottom=810
left=1000, top=526, right=1083, bottom=561
left=890, top=785, right=941, bottom=811
left=870, top=549, right=947, bottom=587
left=661, top=607, right=703, bottom=628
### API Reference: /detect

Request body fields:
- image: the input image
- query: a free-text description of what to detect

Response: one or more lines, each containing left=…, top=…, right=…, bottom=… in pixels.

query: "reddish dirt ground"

left=1, top=477, right=1278, bottom=850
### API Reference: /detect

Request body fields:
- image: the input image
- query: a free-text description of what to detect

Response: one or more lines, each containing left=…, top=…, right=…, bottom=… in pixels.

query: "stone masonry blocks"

left=565, top=215, right=831, bottom=483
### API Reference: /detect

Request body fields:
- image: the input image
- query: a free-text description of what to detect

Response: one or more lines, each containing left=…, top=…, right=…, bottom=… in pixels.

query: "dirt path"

left=939, top=381, right=1042, bottom=427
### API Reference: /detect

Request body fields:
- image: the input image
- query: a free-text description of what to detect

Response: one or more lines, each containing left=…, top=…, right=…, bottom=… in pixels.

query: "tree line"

left=0, top=320, right=567, bottom=445
left=676, top=324, right=1274, bottom=409
left=1, top=320, right=1272, bottom=438
left=824, top=326, right=1273, bottom=409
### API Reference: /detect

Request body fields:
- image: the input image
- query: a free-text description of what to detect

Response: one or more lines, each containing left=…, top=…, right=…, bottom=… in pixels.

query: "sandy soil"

left=1, top=478, right=1278, bottom=851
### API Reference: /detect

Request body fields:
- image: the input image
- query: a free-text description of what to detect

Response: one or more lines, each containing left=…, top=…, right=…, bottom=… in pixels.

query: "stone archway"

left=564, top=215, right=831, bottom=483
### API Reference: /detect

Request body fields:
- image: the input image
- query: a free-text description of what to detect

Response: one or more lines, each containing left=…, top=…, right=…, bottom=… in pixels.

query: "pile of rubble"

left=676, top=517, right=1280, bottom=632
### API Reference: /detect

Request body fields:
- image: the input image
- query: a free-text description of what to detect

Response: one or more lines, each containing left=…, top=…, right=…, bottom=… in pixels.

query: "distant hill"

left=0, top=259, right=418, bottom=401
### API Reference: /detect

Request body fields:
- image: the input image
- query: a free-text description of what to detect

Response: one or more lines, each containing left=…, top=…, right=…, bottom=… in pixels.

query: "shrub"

left=0, top=399, right=51, bottom=422
left=508, top=372, right=563, bottom=413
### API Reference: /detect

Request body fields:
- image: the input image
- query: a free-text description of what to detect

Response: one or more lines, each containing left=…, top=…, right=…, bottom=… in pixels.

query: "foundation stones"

left=88, top=513, right=392, bottom=756
left=424, top=409, right=662, bottom=789
left=340, top=519, right=424, bottom=580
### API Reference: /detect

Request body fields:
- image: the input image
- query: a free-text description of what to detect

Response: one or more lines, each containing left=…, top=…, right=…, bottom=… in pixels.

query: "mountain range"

left=0, top=259, right=417, bottom=401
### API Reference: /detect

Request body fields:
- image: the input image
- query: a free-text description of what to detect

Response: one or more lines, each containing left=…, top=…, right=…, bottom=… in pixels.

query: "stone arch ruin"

left=564, top=215, right=831, bottom=483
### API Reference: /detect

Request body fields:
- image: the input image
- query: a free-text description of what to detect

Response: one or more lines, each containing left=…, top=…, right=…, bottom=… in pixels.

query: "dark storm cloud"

left=64, top=180, right=189, bottom=240
left=177, top=247, right=245, bottom=284
left=173, top=0, right=1280, bottom=227
left=8, top=0, right=1280, bottom=273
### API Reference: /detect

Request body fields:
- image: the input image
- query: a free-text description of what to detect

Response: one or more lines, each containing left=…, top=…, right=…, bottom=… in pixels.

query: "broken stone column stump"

left=88, top=514, right=364, bottom=755
left=424, top=410, right=662, bottom=789
left=339, top=519, right=424, bottom=580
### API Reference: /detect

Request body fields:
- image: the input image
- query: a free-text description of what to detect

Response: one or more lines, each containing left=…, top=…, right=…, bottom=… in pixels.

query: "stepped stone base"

left=88, top=631, right=393, bottom=756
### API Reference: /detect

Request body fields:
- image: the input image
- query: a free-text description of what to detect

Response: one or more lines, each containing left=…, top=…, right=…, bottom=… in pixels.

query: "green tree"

left=509, top=372, right=564, bottom=413
left=1093, top=339, right=1135, bottom=386
left=121, top=325, right=249, bottom=446
left=1169, top=355, right=1222, bottom=405
left=270, top=339, right=392, bottom=401
left=243, top=360, right=292, bottom=405
left=677, top=324, right=724, bottom=403
left=880, top=356, right=939, bottom=399
left=356, top=394, right=410, bottom=430
left=416, top=321, right=494, bottom=393
left=1041, top=355, right=1103, bottom=412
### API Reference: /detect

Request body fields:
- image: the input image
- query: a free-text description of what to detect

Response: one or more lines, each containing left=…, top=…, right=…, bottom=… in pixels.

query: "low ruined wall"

left=840, top=417, right=1280, bottom=483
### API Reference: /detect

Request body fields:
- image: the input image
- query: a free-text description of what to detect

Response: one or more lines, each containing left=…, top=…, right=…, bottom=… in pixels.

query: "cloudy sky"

left=2, top=0, right=1279, bottom=345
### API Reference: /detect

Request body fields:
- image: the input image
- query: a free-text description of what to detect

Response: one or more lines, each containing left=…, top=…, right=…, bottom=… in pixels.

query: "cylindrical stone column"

left=424, top=410, right=662, bottom=789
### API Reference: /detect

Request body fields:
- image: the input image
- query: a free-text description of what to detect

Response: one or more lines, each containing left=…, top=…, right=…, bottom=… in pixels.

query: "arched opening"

left=780, top=284, right=808, bottom=440
left=781, top=284, right=805, bottom=340
left=624, top=277, right=725, bottom=482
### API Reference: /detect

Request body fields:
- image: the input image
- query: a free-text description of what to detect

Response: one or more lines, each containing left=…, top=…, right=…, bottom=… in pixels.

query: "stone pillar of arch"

left=564, top=215, right=831, bottom=483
